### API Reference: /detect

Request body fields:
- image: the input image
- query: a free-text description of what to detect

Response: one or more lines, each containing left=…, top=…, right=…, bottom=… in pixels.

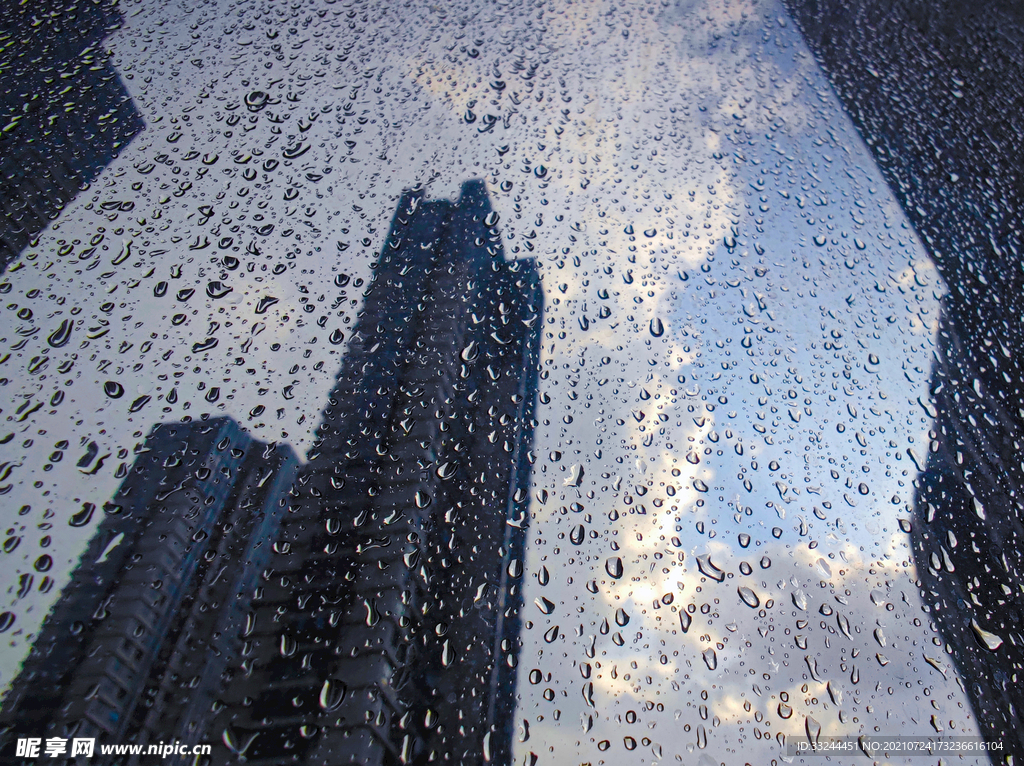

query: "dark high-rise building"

left=911, top=312, right=1024, bottom=757
left=0, top=0, right=144, bottom=270
left=0, top=418, right=297, bottom=761
left=212, top=181, right=541, bottom=766
left=0, top=180, right=539, bottom=766
left=783, top=0, right=1024, bottom=760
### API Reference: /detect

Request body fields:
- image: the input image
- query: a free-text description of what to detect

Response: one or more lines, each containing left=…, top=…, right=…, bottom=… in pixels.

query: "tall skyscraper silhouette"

left=1, top=181, right=541, bottom=766
left=785, top=0, right=1024, bottom=758
left=0, top=418, right=297, bottom=758
left=214, top=180, right=541, bottom=766
left=0, top=0, right=144, bottom=270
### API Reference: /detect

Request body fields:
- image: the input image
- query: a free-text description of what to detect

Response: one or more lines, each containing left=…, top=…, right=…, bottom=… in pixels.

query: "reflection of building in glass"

left=911, top=314, right=1024, bottom=755
left=0, top=0, right=144, bottom=270
left=0, top=181, right=539, bottom=764
left=213, top=181, right=541, bottom=766
left=0, top=419, right=297, bottom=761
left=785, top=0, right=1024, bottom=758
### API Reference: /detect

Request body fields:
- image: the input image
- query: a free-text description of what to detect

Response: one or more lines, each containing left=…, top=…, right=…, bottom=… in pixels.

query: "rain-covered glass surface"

left=1, top=0, right=1021, bottom=764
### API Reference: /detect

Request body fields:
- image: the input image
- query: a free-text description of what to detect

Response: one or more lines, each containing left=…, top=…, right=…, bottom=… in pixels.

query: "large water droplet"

left=605, top=557, right=623, bottom=579
left=318, top=679, right=347, bottom=710
left=47, top=319, right=73, bottom=348
left=679, top=609, right=692, bottom=633
left=737, top=586, right=760, bottom=608
left=695, top=554, right=725, bottom=582
left=69, top=502, right=95, bottom=527
left=971, top=620, right=1003, bottom=651
left=702, top=648, right=717, bottom=670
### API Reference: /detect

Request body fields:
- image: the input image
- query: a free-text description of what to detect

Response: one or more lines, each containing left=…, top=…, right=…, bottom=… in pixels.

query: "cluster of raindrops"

left=0, top=0, right=987, bottom=763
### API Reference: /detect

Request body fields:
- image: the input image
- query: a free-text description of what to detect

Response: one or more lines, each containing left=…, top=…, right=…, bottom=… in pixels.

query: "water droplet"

left=695, top=554, right=725, bottom=582
left=69, top=502, right=95, bottom=527
left=206, top=281, right=233, bottom=299
left=128, top=395, right=150, bottom=413
left=737, top=586, right=760, bottom=608
left=318, top=679, right=347, bottom=710
left=282, top=142, right=310, bottom=159
left=806, top=716, right=822, bottom=745
left=111, top=239, right=132, bottom=266
left=364, top=599, right=380, bottom=626
left=702, top=648, right=717, bottom=670
left=569, top=524, right=584, bottom=545
left=279, top=635, right=296, bottom=657
left=605, top=557, right=623, bottom=579
left=679, top=609, right=692, bottom=633
left=245, top=90, right=269, bottom=111
left=971, top=620, right=1003, bottom=651
left=47, top=319, right=73, bottom=348
left=460, top=341, right=479, bottom=361
left=255, top=296, right=278, bottom=314
left=222, top=729, right=258, bottom=757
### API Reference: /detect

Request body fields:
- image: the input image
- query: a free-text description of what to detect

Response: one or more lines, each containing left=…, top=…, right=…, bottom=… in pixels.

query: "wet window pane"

left=0, top=0, right=1020, bottom=764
